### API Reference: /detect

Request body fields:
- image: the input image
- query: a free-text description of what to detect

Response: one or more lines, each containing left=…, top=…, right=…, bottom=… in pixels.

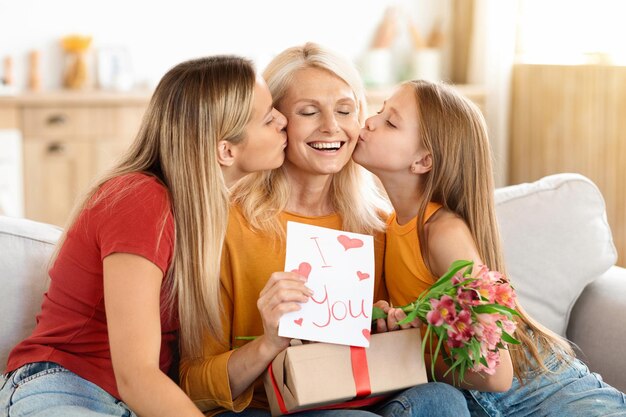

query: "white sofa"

left=1, top=173, right=625, bottom=393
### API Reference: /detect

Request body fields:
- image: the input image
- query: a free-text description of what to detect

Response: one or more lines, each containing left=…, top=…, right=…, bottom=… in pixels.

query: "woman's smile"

left=306, top=140, right=346, bottom=152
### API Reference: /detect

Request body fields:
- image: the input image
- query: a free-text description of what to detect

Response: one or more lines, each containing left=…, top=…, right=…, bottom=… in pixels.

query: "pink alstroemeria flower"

left=499, top=316, right=517, bottom=335
left=494, top=282, right=517, bottom=309
left=475, top=313, right=502, bottom=350
left=476, top=266, right=505, bottom=284
left=475, top=280, right=496, bottom=303
left=447, top=309, right=474, bottom=346
left=487, top=270, right=506, bottom=283
left=473, top=265, right=491, bottom=281
left=472, top=350, right=501, bottom=375
left=457, top=286, right=481, bottom=307
left=427, top=295, right=457, bottom=326
left=466, top=266, right=496, bottom=303
left=451, top=273, right=466, bottom=286
left=472, top=321, right=484, bottom=341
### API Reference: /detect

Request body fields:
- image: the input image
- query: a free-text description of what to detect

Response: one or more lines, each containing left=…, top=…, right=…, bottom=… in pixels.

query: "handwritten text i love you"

left=279, top=221, right=375, bottom=347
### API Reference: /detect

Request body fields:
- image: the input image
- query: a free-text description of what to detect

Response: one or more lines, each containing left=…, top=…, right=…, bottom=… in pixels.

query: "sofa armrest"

left=567, top=265, right=626, bottom=393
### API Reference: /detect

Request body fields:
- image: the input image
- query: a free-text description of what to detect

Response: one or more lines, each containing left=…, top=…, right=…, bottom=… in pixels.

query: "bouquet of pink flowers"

left=373, top=260, right=520, bottom=383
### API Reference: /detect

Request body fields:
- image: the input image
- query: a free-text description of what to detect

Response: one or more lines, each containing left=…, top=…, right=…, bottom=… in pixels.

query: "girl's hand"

left=257, top=271, right=313, bottom=351
left=374, top=300, right=422, bottom=333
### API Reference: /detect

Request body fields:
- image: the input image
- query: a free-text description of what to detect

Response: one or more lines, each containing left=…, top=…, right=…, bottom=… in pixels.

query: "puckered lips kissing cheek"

left=354, top=130, right=368, bottom=154
left=352, top=130, right=376, bottom=170
left=281, top=129, right=288, bottom=148
left=357, top=125, right=372, bottom=146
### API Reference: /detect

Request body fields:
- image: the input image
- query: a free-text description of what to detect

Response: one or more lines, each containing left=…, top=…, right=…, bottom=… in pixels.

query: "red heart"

left=294, top=318, right=303, bottom=326
left=357, top=271, right=370, bottom=281
left=337, top=235, right=364, bottom=251
left=362, top=328, right=371, bottom=341
left=291, top=262, right=312, bottom=279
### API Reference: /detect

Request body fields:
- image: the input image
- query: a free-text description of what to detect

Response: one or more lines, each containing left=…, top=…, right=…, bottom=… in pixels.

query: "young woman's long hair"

left=52, top=56, right=256, bottom=358
left=232, top=42, right=389, bottom=237
left=408, top=80, right=574, bottom=381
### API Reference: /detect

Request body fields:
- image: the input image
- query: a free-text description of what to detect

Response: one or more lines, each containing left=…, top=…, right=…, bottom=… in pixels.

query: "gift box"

left=263, top=328, right=427, bottom=417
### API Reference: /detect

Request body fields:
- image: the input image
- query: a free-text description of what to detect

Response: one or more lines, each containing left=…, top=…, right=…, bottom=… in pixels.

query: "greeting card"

left=279, top=221, right=375, bottom=347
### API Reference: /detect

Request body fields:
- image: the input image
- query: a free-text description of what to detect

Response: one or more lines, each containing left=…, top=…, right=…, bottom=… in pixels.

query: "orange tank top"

left=384, top=202, right=442, bottom=307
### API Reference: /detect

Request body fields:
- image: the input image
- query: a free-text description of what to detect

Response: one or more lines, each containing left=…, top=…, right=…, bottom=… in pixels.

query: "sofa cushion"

left=495, top=173, right=617, bottom=336
left=567, top=266, right=626, bottom=393
left=0, top=216, right=62, bottom=369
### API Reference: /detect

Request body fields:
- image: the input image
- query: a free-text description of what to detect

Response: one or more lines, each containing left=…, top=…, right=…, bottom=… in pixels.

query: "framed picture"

left=96, top=46, right=134, bottom=91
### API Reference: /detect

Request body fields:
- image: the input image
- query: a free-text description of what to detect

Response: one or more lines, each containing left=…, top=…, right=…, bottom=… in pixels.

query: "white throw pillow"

left=495, top=173, right=617, bottom=336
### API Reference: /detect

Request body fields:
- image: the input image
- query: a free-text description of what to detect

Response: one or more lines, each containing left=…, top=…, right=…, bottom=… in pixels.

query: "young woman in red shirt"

left=1, top=55, right=288, bottom=417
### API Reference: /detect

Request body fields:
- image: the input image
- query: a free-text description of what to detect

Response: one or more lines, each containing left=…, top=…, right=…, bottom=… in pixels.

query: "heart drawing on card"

left=294, top=318, right=303, bottom=326
left=357, top=271, right=370, bottom=281
left=291, top=262, right=312, bottom=280
left=362, top=328, right=371, bottom=342
left=337, top=235, right=364, bottom=251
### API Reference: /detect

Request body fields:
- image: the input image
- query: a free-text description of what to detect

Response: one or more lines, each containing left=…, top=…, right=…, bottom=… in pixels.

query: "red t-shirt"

left=6, top=172, right=178, bottom=399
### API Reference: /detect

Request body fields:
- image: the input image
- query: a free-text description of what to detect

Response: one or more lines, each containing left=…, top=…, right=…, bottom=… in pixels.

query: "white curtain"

left=467, top=0, right=518, bottom=186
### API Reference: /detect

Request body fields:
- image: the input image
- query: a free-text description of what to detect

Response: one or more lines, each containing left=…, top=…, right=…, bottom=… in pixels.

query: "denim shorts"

left=464, top=354, right=626, bottom=417
left=1, top=362, right=136, bottom=417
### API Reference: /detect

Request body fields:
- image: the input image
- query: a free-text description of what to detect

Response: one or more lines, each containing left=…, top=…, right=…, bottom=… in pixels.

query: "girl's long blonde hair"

left=232, top=42, right=389, bottom=237
left=53, top=56, right=257, bottom=358
left=408, top=80, right=574, bottom=381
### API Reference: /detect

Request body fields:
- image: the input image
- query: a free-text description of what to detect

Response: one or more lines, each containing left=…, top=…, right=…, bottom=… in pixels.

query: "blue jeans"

left=464, top=354, right=626, bottom=417
left=373, top=382, right=470, bottom=417
left=220, top=382, right=470, bottom=417
left=1, top=362, right=136, bottom=417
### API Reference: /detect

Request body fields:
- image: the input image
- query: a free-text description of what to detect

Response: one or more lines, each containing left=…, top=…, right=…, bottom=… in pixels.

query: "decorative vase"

left=63, top=51, right=89, bottom=89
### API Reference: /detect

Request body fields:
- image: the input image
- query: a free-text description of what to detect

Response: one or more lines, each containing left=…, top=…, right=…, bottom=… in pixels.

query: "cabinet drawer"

left=21, top=105, right=146, bottom=140
left=22, top=107, right=94, bottom=138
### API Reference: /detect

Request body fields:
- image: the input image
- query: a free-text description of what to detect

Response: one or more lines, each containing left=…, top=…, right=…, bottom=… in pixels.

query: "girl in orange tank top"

left=353, top=80, right=626, bottom=416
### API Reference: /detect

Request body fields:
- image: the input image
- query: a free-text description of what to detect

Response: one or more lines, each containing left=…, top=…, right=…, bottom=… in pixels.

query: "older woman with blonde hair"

left=180, top=43, right=470, bottom=417
left=1, top=55, right=287, bottom=417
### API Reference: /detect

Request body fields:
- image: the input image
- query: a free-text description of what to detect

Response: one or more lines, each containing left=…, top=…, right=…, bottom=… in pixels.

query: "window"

left=516, top=0, right=626, bottom=64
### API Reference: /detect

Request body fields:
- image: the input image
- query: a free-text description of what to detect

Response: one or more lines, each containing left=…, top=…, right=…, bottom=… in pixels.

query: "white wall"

left=0, top=0, right=449, bottom=91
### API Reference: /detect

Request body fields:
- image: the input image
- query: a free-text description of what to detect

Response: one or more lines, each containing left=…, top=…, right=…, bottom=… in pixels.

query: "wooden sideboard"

left=0, top=91, right=150, bottom=227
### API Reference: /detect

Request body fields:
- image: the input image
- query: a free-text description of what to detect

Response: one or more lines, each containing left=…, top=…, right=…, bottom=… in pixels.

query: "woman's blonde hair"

left=232, top=42, right=389, bottom=236
left=53, top=56, right=257, bottom=358
left=407, top=79, right=574, bottom=381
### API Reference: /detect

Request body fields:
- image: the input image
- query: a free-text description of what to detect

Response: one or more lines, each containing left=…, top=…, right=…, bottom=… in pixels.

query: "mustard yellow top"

left=179, top=206, right=387, bottom=415
left=384, top=202, right=442, bottom=307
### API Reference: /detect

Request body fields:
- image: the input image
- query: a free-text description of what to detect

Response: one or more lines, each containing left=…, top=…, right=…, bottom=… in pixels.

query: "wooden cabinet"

left=510, top=64, right=626, bottom=267
left=16, top=91, right=150, bottom=226
left=23, top=140, right=92, bottom=224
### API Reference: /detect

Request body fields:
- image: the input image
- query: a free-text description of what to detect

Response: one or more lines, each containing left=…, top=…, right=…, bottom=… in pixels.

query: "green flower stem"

left=235, top=336, right=258, bottom=341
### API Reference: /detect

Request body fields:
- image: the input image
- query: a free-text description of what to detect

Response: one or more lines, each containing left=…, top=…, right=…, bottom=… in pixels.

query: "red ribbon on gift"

left=350, top=346, right=371, bottom=398
left=268, top=345, right=385, bottom=415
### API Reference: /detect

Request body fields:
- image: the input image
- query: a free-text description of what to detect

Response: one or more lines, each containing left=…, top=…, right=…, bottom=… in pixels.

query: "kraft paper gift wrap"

left=263, top=328, right=427, bottom=417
